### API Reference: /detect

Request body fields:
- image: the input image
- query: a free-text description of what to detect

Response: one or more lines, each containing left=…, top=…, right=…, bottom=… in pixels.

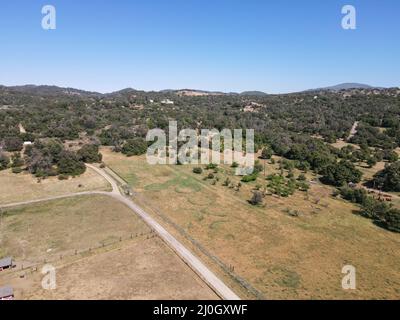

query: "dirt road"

left=1, top=164, right=241, bottom=300
left=347, top=121, right=359, bottom=141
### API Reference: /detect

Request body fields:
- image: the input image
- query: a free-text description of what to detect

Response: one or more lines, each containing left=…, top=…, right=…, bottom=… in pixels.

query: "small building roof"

left=0, top=286, right=13, bottom=298
left=0, top=257, right=12, bottom=268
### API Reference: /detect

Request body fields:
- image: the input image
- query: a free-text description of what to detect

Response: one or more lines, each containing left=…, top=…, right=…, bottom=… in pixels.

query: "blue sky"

left=0, top=0, right=399, bottom=93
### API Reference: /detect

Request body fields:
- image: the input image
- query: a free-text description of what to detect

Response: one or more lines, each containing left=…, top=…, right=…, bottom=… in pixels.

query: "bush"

left=205, top=163, right=218, bottom=170
left=339, top=187, right=368, bottom=205
left=260, top=147, right=272, bottom=160
left=297, top=181, right=310, bottom=192
left=12, top=167, right=23, bottom=174
left=0, top=152, right=10, bottom=170
left=253, top=160, right=263, bottom=174
left=58, top=174, right=68, bottom=180
left=193, top=167, right=203, bottom=174
left=249, top=191, right=263, bottom=205
left=241, top=173, right=258, bottom=183
left=297, top=173, right=306, bottom=181
left=223, top=178, right=231, bottom=186
left=11, top=153, right=24, bottom=168
left=267, top=174, right=297, bottom=197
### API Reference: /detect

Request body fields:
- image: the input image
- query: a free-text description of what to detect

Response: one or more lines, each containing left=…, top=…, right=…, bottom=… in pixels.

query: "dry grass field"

left=0, top=166, right=111, bottom=205
left=331, top=139, right=360, bottom=150
left=357, top=161, right=386, bottom=182
left=0, top=195, right=218, bottom=300
left=102, top=147, right=400, bottom=299
left=0, top=195, right=147, bottom=262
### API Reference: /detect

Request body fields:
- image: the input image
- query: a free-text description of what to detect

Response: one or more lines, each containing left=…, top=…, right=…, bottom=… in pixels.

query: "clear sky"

left=0, top=0, right=399, bottom=93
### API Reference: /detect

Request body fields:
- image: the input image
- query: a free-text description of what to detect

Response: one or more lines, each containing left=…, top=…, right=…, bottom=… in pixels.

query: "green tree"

left=77, top=144, right=102, bottom=163
left=321, top=160, right=362, bottom=187
left=57, top=151, right=86, bottom=176
left=382, top=209, right=400, bottom=233
left=372, top=162, right=400, bottom=192
left=122, top=138, right=148, bottom=156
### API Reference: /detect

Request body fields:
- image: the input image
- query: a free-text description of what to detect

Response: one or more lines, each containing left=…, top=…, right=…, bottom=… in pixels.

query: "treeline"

left=1, top=86, right=400, bottom=153
left=339, top=187, right=400, bottom=233
left=0, top=140, right=102, bottom=178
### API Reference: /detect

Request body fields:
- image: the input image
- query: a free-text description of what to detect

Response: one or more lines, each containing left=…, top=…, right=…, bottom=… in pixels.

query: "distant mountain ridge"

left=306, top=83, right=375, bottom=92
left=1, top=83, right=397, bottom=98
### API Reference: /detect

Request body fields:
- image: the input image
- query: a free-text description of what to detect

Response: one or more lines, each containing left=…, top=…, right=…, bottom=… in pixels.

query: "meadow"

left=0, top=194, right=217, bottom=300
left=102, top=147, right=400, bottom=299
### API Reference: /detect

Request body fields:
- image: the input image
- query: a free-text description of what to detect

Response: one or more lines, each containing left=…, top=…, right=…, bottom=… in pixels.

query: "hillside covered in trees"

left=1, top=85, right=400, bottom=232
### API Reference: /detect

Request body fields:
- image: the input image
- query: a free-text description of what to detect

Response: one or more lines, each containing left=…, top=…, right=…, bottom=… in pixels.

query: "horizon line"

left=1, top=82, right=399, bottom=96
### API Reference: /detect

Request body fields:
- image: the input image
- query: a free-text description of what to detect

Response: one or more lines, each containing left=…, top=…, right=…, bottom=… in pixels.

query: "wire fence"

left=9, top=230, right=157, bottom=276
left=119, top=176, right=266, bottom=300
left=105, top=166, right=265, bottom=299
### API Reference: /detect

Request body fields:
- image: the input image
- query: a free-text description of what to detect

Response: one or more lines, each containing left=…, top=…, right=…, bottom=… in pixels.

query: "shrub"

left=205, top=163, right=218, bottom=170
left=12, top=167, right=23, bottom=174
left=253, top=160, right=263, bottom=174
left=193, top=167, right=203, bottom=174
left=260, top=147, right=272, bottom=160
left=249, top=191, right=263, bottom=205
left=241, top=173, right=258, bottom=183
left=297, top=173, right=306, bottom=181
left=223, top=178, right=231, bottom=186
left=11, top=153, right=24, bottom=168
left=339, top=187, right=368, bottom=205
left=297, top=181, right=310, bottom=192
left=0, top=152, right=10, bottom=170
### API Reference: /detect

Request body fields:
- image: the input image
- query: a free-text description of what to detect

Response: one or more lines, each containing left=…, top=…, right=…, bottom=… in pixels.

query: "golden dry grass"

left=0, top=195, right=148, bottom=263
left=102, top=148, right=400, bottom=299
left=331, top=140, right=360, bottom=150
left=0, top=167, right=111, bottom=205
left=357, top=161, right=386, bottom=181
left=0, top=194, right=218, bottom=300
